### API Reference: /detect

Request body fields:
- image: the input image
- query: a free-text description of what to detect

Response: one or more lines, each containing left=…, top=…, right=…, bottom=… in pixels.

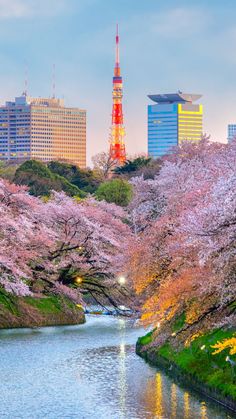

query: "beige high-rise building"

left=0, top=95, right=86, bottom=168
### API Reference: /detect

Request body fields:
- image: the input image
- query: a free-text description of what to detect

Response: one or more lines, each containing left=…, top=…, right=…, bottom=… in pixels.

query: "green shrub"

left=95, top=178, right=133, bottom=206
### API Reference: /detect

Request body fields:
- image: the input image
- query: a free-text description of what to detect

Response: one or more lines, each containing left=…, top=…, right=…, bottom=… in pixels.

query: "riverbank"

left=0, top=288, right=85, bottom=329
left=136, top=328, right=236, bottom=413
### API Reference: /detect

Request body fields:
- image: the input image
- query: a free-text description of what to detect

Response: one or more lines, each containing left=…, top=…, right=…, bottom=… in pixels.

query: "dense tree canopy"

left=48, top=161, right=101, bottom=193
left=114, top=156, right=151, bottom=175
left=95, top=178, right=133, bottom=207
left=14, top=160, right=85, bottom=197
left=114, top=156, right=162, bottom=180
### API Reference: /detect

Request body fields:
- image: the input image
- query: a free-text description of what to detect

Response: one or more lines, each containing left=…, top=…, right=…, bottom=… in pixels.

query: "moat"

left=0, top=316, right=233, bottom=418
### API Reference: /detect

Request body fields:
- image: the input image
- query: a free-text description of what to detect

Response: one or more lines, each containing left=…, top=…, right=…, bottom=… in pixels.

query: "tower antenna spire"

left=52, top=63, right=56, bottom=98
left=23, top=62, right=28, bottom=96
left=116, top=23, right=119, bottom=66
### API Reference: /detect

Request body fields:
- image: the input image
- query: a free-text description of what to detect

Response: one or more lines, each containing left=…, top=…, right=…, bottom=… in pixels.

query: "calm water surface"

left=0, top=316, right=234, bottom=419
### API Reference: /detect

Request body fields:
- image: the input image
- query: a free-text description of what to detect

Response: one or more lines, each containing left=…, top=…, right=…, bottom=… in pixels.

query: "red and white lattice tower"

left=109, top=24, right=126, bottom=164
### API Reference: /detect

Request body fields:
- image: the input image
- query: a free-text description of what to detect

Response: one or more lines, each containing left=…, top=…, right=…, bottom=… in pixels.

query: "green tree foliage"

left=114, top=156, right=163, bottom=180
left=48, top=161, right=100, bottom=193
left=14, top=160, right=85, bottom=197
left=47, top=161, right=78, bottom=180
left=0, top=161, right=18, bottom=182
left=95, top=178, right=133, bottom=207
left=114, top=156, right=152, bottom=175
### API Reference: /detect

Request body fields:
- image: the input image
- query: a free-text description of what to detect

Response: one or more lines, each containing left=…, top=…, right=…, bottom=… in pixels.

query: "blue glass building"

left=0, top=96, right=31, bottom=161
left=148, top=92, right=203, bottom=158
left=228, top=124, right=236, bottom=142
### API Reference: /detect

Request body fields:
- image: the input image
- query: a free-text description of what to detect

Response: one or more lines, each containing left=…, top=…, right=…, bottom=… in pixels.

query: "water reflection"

left=184, top=392, right=190, bottom=419
left=118, top=342, right=126, bottom=418
left=155, top=373, right=163, bottom=418
left=171, top=383, right=177, bottom=418
left=0, top=316, right=234, bottom=419
left=139, top=359, right=231, bottom=419
left=201, top=401, right=208, bottom=419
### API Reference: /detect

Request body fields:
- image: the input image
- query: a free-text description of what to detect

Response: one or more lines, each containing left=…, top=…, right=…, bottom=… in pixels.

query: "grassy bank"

left=137, top=328, right=236, bottom=411
left=0, top=288, right=85, bottom=329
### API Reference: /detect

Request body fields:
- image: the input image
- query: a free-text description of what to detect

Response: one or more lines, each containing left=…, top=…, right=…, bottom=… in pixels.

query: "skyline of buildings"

left=148, top=92, right=203, bottom=158
left=0, top=3, right=235, bottom=163
left=0, top=21, right=232, bottom=168
left=0, top=86, right=234, bottom=168
left=0, top=95, right=86, bottom=167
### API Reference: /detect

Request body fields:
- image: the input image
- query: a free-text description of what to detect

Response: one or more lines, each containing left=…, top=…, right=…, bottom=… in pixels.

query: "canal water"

left=0, top=316, right=234, bottom=419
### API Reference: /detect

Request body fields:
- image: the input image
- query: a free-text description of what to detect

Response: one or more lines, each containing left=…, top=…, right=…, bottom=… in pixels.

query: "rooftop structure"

left=148, top=92, right=202, bottom=104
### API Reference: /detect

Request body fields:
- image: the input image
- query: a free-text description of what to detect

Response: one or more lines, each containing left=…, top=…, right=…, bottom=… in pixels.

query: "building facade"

left=0, top=95, right=86, bottom=167
left=148, top=92, right=203, bottom=158
left=228, top=124, right=236, bottom=143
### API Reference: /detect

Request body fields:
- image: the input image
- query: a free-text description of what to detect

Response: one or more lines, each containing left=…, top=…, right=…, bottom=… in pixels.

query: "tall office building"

left=0, top=95, right=86, bottom=167
left=228, top=124, right=236, bottom=143
left=148, top=92, right=203, bottom=158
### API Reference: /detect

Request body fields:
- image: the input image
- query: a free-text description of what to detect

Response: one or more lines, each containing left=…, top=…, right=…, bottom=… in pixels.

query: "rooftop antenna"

left=115, top=23, right=119, bottom=68
left=52, top=63, right=56, bottom=98
left=23, top=63, right=28, bottom=96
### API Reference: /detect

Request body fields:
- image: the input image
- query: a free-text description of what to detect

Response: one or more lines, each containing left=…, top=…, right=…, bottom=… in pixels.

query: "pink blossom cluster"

left=52, top=283, right=83, bottom=304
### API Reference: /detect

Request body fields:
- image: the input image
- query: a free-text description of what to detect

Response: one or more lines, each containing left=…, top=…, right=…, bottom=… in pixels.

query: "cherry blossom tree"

left=40, top=193, right=133, bottom=309
left=0, top=179, right=53, bottom=295
left=0, top=180, right=133, bottom=309
left=128, top=176, right=166, bottom=233
left=125, top=138, right=236, bottom=339
left=1, top=138, right=235, bottom=321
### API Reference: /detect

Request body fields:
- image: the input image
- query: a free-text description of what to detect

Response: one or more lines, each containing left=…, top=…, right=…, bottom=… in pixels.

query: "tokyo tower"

left=109, top=24, right=126, bottom=164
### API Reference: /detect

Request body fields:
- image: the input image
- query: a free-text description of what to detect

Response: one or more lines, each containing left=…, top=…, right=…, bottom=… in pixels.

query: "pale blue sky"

left=0, top=0, right=235, bottom=164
